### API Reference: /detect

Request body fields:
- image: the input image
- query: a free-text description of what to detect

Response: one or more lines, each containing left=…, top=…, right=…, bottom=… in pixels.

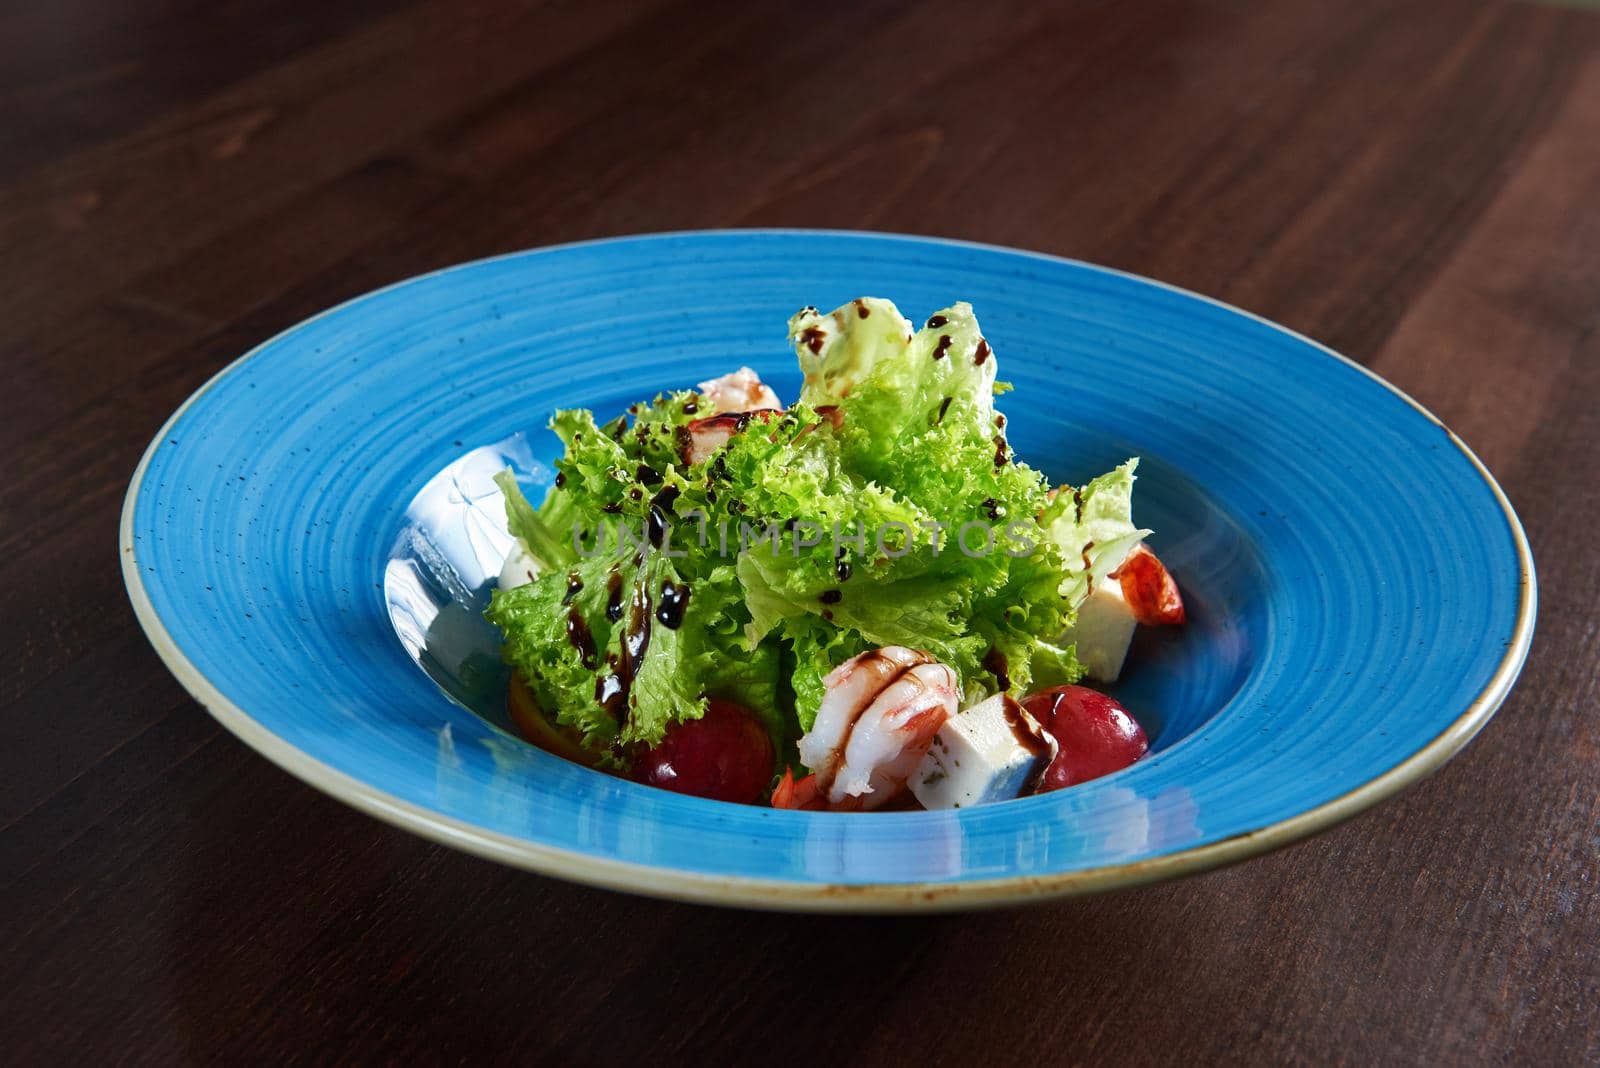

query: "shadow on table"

left=163, top=770, right=1239, bottom=1061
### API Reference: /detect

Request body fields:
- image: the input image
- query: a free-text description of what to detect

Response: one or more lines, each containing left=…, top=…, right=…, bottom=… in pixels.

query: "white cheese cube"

left=910, top=694, right=1057, bottom=810
left=1061, top=576, right=1138, bottom=682
left=497, top=537, right=540, bottom=590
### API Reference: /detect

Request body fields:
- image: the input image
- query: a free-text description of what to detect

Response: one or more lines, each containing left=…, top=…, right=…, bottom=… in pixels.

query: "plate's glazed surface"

left=121, top=231, right=1534, bottom=910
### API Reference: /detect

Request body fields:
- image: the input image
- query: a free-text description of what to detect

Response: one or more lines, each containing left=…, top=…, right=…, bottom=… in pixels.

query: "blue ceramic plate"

left=121, top=231, right=1534, bottom=911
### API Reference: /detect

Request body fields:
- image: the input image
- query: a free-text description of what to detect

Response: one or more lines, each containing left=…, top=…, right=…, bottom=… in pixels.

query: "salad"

left=487, top=297, right=1185, bottom=810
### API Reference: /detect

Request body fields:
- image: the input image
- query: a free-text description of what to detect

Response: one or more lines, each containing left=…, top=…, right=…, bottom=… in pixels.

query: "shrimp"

left=679, top=409, right=781, bottom=465
left=798, top=646, right=926, bottom=779
left=771, top=768, right=825, bottom=810
left=696, top=367, right=781, bottom=415
left=796, top=646, right=960, bottom=810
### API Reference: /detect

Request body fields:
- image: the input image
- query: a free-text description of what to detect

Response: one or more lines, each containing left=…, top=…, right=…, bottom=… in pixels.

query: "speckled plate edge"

left=119, top=230, right=1537, bottom=912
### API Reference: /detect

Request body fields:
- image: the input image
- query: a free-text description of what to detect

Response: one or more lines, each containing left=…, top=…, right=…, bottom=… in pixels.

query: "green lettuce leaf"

left=1042, top=459, right=1152, bottom=607
left=494, top=470, right=573, bottom=571
left=487, top=297, right=1145, bottom=776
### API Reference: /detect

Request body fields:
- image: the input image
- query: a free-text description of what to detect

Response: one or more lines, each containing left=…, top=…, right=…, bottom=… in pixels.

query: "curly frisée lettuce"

left=1041, top=459, right=1152, bottom=607
left=485, top=297, right=1148, bottom=770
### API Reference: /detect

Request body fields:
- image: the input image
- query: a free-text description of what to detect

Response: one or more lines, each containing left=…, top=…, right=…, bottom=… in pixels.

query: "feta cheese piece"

left=1061, top=573, right=1139, bottom=682
left=498, top=537, right=540, bottom=590
left=910, top=694, right=1057, bottom=810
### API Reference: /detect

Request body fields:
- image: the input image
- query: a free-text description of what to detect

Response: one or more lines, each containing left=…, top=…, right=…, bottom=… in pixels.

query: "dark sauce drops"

left=982, top=646, right=1010, bottom=692
left=999, top=695, right=1055, bottom=794
left=801, top=326, right=827, bottom=354
left=994, top=436, right=1010, bottom=466
left=974, top=338, right=991, bottom=365
left=636, top=462, right=661, bottom=486
left=629, top=487, right=643, bottom=501
left=594, top=673, right=623, bottom=720
left=819, top=589, right=842, bottom=605
left=854, top=298, right=871, bottom=319
left=932, top=334, right=953, bottom=360
left=595, top=581, right=653, bottom=727
left=601, top=501, right=622, bottom=514
left=981, top=497, right=1003, bottom=521
left=621, top=584, right=652, bottom=701
left=935, top=396, right=952, bottom=424
left=566, top=607, right=597, bottom=669
left=605, top=567, right=624, bottom=622
left=647, top=484, right=680, bottom=548
left=834, top=550, right=853, bottom=582
left=554, top=471, right=567, bottom=489
left=821, top=608, right=834, bottom=622
left=682, top=399, right=698, bottom=415
left=926, top=314, right=948, bottom=329
left=562, top=573, right=584, bottom=605
left=656, top=580, right=691, bottom=629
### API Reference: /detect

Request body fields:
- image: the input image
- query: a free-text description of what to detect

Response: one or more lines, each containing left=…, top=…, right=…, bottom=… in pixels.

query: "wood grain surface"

left=3, top=1, right=1598, bottom=1063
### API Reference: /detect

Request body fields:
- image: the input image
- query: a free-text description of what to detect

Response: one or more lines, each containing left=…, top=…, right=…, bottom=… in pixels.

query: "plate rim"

left=119, top=228, right=1537, bottom=912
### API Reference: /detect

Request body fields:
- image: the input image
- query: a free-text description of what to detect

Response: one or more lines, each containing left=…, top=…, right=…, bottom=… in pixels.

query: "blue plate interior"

left=124, top=231, right=1531, bottom=899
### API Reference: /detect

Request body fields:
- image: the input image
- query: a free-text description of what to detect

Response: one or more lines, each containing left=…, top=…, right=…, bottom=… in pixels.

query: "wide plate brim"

left=122, top=230, right=1535, bottom=911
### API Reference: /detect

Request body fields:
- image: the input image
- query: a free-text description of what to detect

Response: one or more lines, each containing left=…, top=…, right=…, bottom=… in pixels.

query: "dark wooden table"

left=4, top=1, right=1598, bottom=1063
